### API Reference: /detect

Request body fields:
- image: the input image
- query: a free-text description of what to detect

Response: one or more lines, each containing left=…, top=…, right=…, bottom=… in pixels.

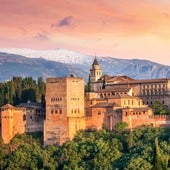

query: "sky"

left=0, top=0, right=170, bottom=65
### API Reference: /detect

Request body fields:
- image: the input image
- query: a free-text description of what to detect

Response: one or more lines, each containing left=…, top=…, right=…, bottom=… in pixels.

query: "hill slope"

left=0, top=52, right=86, bottom=82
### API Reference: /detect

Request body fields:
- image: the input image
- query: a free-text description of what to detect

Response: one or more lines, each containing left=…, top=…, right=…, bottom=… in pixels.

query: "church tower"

left=89, top=57, right=102, bottom=91
left=90, top=57, right=102, bottom=83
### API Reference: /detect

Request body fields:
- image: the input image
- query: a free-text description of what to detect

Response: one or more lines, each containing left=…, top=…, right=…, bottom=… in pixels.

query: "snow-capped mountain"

left=0, top=48, right=93, bottom=65
left=0, top=52, right=87, bottom=82
left=0, top=48, right=170, bottom=82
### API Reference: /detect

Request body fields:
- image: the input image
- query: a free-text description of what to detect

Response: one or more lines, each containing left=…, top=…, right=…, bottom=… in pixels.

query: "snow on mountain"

left=0, top=48, right=93, bottom=65
left=0, top=48, right=170, bottom=81
left=0, top=52, right=88, bottom=82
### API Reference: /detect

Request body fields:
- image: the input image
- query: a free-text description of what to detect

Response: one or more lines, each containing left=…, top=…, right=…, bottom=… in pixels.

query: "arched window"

left=23, top=114, right=26, bottom=121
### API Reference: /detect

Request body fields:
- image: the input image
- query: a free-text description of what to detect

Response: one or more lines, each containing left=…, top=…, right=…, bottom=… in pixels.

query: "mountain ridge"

left=0, top=52, right=87, bottom=82
left=0, top=49, right=170, bottom=82
left=1, top=48, right=169, bottom=66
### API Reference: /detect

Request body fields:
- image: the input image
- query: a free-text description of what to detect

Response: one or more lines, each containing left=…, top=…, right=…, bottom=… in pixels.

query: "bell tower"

left=90, top=57, right=102, bottom=83
left=89, top=57, right=102, bottom=91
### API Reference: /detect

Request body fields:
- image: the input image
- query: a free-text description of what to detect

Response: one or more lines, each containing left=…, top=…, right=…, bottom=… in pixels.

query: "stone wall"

left=86, top=107, right=105, bottom=130
left=17, top=103, right=45, bottom=133
left=149, top=115, right=170, bottom=128
left=122, top=109, right=170, bottom=129
left=122, top=108, right=153, bottom=129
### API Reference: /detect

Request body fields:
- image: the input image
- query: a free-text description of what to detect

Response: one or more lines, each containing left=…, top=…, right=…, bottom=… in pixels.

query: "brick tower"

left=0, top=104, right=26, bottom=144
left=44, top=76, right=85, bottom=145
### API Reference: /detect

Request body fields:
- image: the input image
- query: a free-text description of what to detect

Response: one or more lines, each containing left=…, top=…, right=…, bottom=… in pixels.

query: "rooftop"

left=92, top=57, right=99, bottom=65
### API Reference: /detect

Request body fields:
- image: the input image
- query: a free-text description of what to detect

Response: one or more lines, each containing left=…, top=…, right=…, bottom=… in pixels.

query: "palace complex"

left=0, top=58, right=170, bottom=144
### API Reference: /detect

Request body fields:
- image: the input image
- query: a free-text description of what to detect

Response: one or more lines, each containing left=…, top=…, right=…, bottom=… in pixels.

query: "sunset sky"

left=0, top=0, right=170, bottom=65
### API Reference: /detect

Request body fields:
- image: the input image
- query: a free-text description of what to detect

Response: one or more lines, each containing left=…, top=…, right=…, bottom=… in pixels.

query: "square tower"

left=44, top=76, right=85, bottom=145
left=0, top=104, right=26, bottom=144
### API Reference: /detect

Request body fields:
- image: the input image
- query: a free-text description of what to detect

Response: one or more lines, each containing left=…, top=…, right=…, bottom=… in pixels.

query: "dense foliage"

left=151, top=101, right=170, bottom=115
left=0, top=127, right=170, bottom=170
left=0, top=77, right=45, bottom=106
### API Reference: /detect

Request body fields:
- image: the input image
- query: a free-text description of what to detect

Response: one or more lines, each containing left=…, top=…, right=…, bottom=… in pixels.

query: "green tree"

left=37, top=77, right=46, bottom=102
left=21, top=88, right=36, bottom=103
left=13, top=77, right=22, bottom=105
left=151, top=101, right=169, bottom=115
left=115, top=122, right=128, bottom=132
left=85, top=74, right=91, bottom=92
left=153, top=137, right=168, bottom=170
left=0, top=83, right=5, bottom=106
left=127, top=131, right=133, bottom=151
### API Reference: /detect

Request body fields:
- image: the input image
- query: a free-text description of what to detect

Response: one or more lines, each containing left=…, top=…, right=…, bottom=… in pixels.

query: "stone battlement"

left=149, top=115, right=170, bottom=120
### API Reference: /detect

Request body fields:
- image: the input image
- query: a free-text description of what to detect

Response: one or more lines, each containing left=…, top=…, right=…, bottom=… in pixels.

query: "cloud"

left=33, top=32, right=48, bottom=40
left=18, top=26, right=27, bottom=35
left=51, top=16, right=73, bottom=28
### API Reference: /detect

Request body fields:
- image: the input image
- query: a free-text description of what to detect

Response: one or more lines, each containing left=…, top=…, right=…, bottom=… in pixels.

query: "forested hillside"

left=0, top=127, right=169, bottom=170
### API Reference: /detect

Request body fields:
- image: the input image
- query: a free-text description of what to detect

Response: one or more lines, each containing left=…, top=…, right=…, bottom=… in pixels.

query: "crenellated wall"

left=122, top=110, right=170, bottom=129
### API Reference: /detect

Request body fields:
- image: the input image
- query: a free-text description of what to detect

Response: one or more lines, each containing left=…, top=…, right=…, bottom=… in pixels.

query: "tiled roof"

left=106, top=75, right=135, bottom=83
left=95, top=75, right=112, bottom=83
left=17, top=102, right=42, bottom=108
left=106, top=78, right=170, bottom=85
left=1, top=104, right=25, bottom=111
left=95, top=75, right=170, bottom=85
left=96, top=87, right=131, bottom=93
left=92, top=102, right=114, bottom=108
left=122, top=107, right=151, bottom=111
left=1, top=104, right=15, bottom=109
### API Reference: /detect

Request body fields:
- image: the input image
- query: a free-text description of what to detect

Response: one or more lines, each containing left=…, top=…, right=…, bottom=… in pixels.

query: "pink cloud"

left=0, top=0, right=170, bottom=65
